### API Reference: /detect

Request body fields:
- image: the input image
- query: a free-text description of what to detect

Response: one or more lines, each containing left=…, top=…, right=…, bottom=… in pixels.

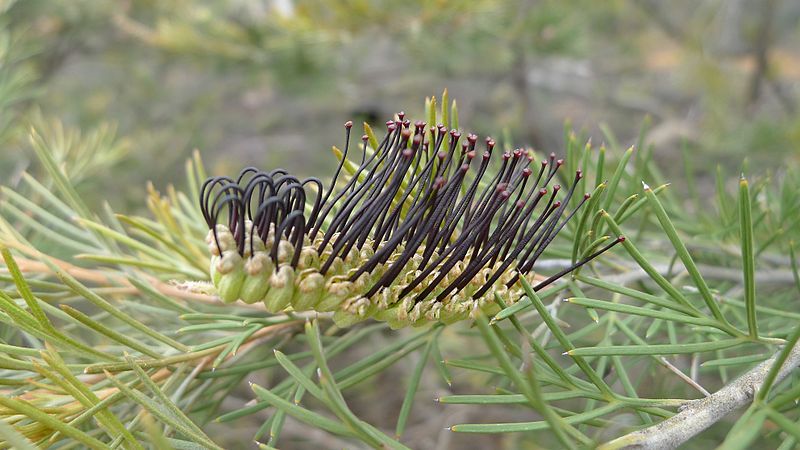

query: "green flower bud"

left=210, top=255, right=221, bottom=285
left=333, top=306, right=368, bottom=328
left=200, top=114, right=626, bottom=327
left=264, top=264, right=295, bottom=313
left=293, top=270, right=325, bottom=311
left=217, top=267, right=246, bottom=304
left=315, top=277, right=353, bottom=312
left=239, top=254, right=273, bottom=304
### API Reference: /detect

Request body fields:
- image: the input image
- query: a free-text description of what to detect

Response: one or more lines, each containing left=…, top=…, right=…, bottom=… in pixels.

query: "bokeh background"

left=2, top=1, right=800, bottom=448
left=3, top=0, right=800, bottom=209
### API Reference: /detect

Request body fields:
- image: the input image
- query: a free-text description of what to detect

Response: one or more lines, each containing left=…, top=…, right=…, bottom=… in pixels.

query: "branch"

left=599, top=339, right=800, bottom=449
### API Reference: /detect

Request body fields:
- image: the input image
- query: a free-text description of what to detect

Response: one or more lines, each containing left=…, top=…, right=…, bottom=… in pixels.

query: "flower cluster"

left=200, top=115, right=622, bottom=328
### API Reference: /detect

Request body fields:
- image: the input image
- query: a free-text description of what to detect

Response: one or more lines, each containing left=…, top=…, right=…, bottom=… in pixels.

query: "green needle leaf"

left=451, top=403, right=622, bottom=433
left=601, top=146, right=633, bottom=214
left=756, top=323, right=800, bottom=402
left=790, top=241, right=800, bottom=295
left=602, top=212, right=700, bottom=315
left=642, top=182, right=731, bottom=326
left=48, top=259, right=190, bottom=352
left=396, top=326, right=441, bottom=438
left=568, top=338, right=743, bottom=356
left=0, top=419, right=37, bottom=450
left=59, top=305, right=162, bottom=359
left=701, top=354, right=769, bottom=368
left=105, top=370, right=222, bottom=450
left=2, top=248, right=50, bottom=329
left=738, top=176, right=758, bottom=338
left=565, top=297, right=718, bottom=328
left=474, top=315, right=579, bottom=447
left=250, top=382, right=355, bottom=437
left=430, top=340, right=452, bottom=386
left=273, top=350, right=325, bottom=402
left=572, top=182, right=607, bottom=264
left=306, top=320, right=409, bottom=449
left=0, top=396, right=107, bottom=449
left=519, top=276, right=613, bottom=396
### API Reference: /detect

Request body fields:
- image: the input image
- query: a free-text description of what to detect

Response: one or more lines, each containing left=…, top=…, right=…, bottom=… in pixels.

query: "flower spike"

left=199, top=112, right=623, bottom=327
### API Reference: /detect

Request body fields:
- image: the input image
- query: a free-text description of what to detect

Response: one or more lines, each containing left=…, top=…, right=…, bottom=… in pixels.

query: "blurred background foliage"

left=2, top=0, right=800, bottom=210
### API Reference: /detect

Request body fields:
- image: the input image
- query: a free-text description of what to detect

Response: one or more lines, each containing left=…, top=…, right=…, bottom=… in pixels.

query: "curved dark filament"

left=200, top=114, right=623, bottom=310
left=273, top=210, right=306, bottom=268
left=250, top=197, right=286, bottom=258
left=200, top=176, right=234, bottom=228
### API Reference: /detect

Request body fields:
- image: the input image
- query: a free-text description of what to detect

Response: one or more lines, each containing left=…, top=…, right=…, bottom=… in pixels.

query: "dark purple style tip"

left=200, top=113, right=621, bottom=305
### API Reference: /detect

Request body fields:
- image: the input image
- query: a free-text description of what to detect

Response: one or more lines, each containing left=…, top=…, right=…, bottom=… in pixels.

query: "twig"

left=598, top=339, right=800, bottom=449
left=658, top=357, right=710, bottom=397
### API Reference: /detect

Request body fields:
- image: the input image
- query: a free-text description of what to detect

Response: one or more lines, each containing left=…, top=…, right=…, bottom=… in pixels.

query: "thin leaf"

left=430, top=340, right=452, bottom=386
left=756, top=324, right=800, bottom=401
left=0, top=395, right=107, bottom=449
left=104, top=370, right=222, bottom=450
left=250, top=382, right=354, bottom=437
left=40, top=347, right=143, bottom=450
left=519, top=276, right=613, bottom=395
left=717, top=407, right=767, bottom=450
left=567, top=339, right=743, bottom=356
left=0, top=419, right=37, bottom=450
left=439, top=391, right=590, bottom=405
left=1, top=247, right=50, bottom=328
left=602, top=212, right=699, bottom=314
left=701, top=353, right=769, bottom=368
left=642, top=182, right=730, bottom=325
left=790, top=242, right=800, bottom=295
left=564, top=297, right=717, bottom=328
left=475, top=315, right=579, bottom=447
left=764, top=409, right=800, bottom=441
left=124, top=355, right=214, bottom=442
left=575, top=275, right=697, bottom=316
left=396, top=326, right=441, bottom=438
left=76, top=254, right=204, bottom=278
left=273, top=350, right=325, bottom=401
left=306, top=320, right=407, bottom=449
left=572, top=182, right=607, bottom=264
left=601, top=146, right=633, bottom=213
left=60, top=305, right=162, bottom=358
left=27, top=127, right=94, bottom=220
left=451, top=403, right=622, bottom=433
left=48, top=260, right=189, bottom=352
left=739, top=176, right=758, bottom=338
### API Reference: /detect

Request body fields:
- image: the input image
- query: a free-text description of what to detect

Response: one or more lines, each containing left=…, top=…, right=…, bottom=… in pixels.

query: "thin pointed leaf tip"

left=199, top=112, right=623, bottom=328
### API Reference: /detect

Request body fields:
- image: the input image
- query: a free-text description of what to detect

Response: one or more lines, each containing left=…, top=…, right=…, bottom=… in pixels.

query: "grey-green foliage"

left=0, top=96, right=799, bottom=449
left=0, top=2, right=799, bottom=448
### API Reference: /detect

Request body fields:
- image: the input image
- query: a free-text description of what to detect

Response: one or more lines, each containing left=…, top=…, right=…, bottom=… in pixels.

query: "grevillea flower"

left=200, top=114, right=623, bottom=328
